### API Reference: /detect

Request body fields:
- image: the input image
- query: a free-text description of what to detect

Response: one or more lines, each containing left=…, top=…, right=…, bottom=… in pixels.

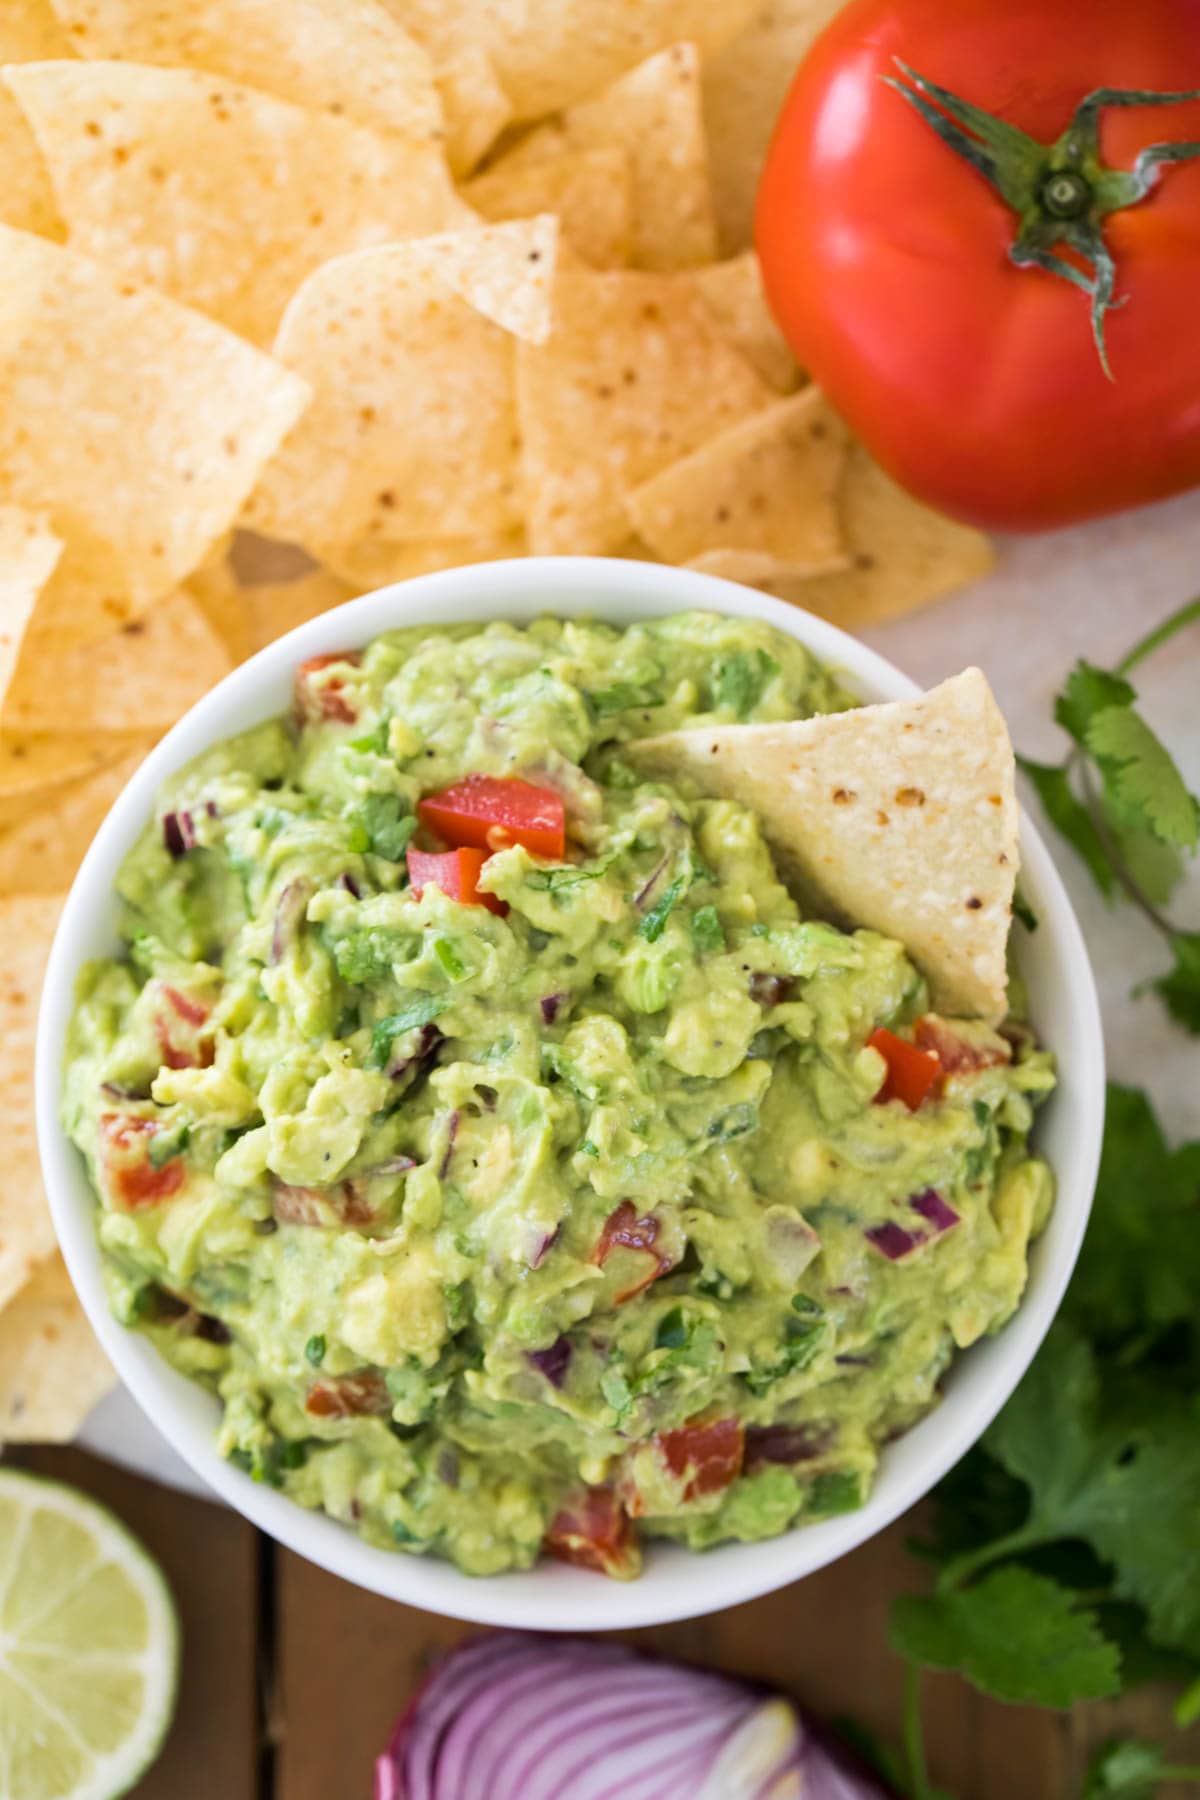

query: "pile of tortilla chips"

left=0, top=0, right=995, bottom=1445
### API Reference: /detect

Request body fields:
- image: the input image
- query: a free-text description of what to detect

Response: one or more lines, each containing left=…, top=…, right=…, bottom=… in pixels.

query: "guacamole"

left=64, top=613, right=1055, bottom=1578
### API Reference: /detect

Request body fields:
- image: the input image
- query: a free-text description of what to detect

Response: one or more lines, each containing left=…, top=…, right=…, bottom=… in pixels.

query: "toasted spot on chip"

left=627, top=668, right=1019, bottom=1023
left=6, top=59, right=474, bottom=344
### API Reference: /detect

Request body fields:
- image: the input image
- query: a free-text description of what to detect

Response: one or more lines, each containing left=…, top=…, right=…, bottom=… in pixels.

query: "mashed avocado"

left=63, top=613, right=1055, bottom=1578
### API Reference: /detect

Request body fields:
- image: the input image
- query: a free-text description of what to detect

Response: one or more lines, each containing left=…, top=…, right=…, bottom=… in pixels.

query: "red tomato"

left=913, top=1015, right=1010, bottom=1076
left=154, top=983, right=214, bottom=1071
left=418, top=775, right=566, bottom=861
left=544, top=1486, right=639, bottom=1577
left=294, top=652, right=361, bottom=724
left=755, top=0, right=1200, bottom=531
left=304, top=1372, right=392, bottom=1419
left=592, top=1200, right=672, bottom=1304
left=98, top=1114, right=186, bottom=1210
left=406, top=845, right=507, bottom=916
left=653, top=1417, right=745, bottom=1506
left=867, top=1026, right=941, bottom=1110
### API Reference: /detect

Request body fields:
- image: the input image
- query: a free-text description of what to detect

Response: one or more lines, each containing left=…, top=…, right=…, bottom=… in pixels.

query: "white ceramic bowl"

left=37, top=557, right=1104, bottom=1630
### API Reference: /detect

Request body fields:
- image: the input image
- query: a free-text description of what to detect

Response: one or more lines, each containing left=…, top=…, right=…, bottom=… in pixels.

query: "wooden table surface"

left=8, top=1444, right=1198, bottom=1799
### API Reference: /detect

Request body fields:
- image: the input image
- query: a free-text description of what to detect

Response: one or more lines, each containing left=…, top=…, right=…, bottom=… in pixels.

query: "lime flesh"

left=0, top=1470, right=178, bottom=1800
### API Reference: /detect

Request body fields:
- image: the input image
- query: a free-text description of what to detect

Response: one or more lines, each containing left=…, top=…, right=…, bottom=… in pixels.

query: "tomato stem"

left=885, top=62, right=1200, bottom=375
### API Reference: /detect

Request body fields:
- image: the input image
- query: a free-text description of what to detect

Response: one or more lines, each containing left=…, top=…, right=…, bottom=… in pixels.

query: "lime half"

left=0, top=1469, right=179, bottom=1800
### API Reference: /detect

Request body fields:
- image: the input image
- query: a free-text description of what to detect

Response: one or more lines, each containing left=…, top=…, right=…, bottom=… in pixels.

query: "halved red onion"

left=374, top=1634, right=894, bottom=1800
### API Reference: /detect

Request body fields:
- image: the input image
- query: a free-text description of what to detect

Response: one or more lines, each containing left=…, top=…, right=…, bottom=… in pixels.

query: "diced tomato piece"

left=406, top=845, right=506, bottom=916
left=273, top=1180, right=373, bottom=1227
left=418, top=774, right=566, bottom=860
left=867, top=1026, right=941, bottom=1111
left=304, top=1372, right=391, bottom=1419
left=657, top=1416, right=745, bottom=1502
left=294, top=652, right=361, bottom=725
left=99, top=1113, right=186, bottom=1210
left=592, top=1200, right=673, bottom=1304
left=913, top=1015, right=1011, bottom=1077
left=544, top=1485, right=639, bottom=1577
left=154, top=983, right=214, bottom=1071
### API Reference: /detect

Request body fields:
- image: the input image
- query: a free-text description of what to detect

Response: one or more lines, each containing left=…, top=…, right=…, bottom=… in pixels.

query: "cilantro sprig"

left=1019, top=596, right=1200, bottom=1033
left=856, top=1081, right=1200, bottom=1800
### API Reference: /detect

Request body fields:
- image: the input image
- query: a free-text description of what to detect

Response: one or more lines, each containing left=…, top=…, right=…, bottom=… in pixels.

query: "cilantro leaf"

left=1018, top=757, right=1115, bottom=897
left=1085, top=707, right=1200, bottom=851
left=987, top=1325, right=1200, bottom=1657
left=587, top=681, right=664, bottom=718
left=370, top=995, right=444, bottom=1066
left=690, top=904, right=725, bottom=953
left=1066, top=1084, right=1200, bottom=1340
left=714, top=649, right=780, bottom=719
left=639, top=874, right=685, bottom=942
left=1153, top=932, right=1200, bottom=1034
left=357, top=791, right=416, bottom=861
left=1078, top=1737, right=1200, bottom=1799
left=889, top=1567, right=1121, bottom=1706
left=1055, top=661, right=1136, bottom=743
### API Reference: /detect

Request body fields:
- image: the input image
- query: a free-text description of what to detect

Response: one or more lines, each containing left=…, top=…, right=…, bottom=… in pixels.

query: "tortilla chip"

left=0, top=1252, right=115, bottom=1443
left=0, top=90, right=63, bottom=239
left=703, top=0, right=845, bottom=252
left=629, top=669, right=1018, bottom=1023
left=763, top=444, right=995, bottom=628
left=503, top=43, right=716, bottom=271
left=320, top=532, right=525, bottom=589
left=189, top=553, right=355, bottom=657
left=250, top=218, right=559, bottom=549
left=437, top=46, right=513, bottom=175
left=687, top=253, right=801, bottom=393
left=0, top=893, right=62, bottom=1311
left=0, top=226, right=309, bottom=635
left=1, top=0, right=75, bottom=58
left=0, top=736, right=147, bottom=832
left=6, top=60, right=473, bottom=346
left=517, top=266, right=773, bottom=553
left=0, top=509, right=62, bottom=713
left=384, top=0, right=756, bottom=120
left=4, top=588, right=232, bottom=731
left=247, top=571, right=359, bottom=653
left=625, top=388, right=848, bottom=571
left=465, top=145, right=634, bottom=269
left=0, top=748, right=145, bottom=893
left=46, top=0, right=443, bottom=143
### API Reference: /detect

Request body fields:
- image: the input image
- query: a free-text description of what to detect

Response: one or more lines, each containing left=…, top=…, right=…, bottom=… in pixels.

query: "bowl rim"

left=36, top=555, right=1105, bottom=1630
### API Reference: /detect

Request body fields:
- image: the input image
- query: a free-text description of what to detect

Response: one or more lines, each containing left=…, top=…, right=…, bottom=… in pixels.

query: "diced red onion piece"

left=864, top=1221, right=924, bottom=1260
left=365, top=1155, right=417, bottom=1177
left=745, top=1423, right=835, bottom=1468
left=540, top=992, right=567, bottom=1025
left=749, top=972, right=794, bottom=1007
left=338, top=871, right=362, bottom=898
left=438, top=1109, right=459, bottom=1178
left=162, top=810, right=195, bottom=857
left=910, top=1188, right=960, bottom=1232
left=633, top=855, right=669, bottom=908
left=764, top=1209, right=821, bottom=1283
left=526, top=1335, right=571, bottom=1387
left=388, top=1022, right=442, bottom=1081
